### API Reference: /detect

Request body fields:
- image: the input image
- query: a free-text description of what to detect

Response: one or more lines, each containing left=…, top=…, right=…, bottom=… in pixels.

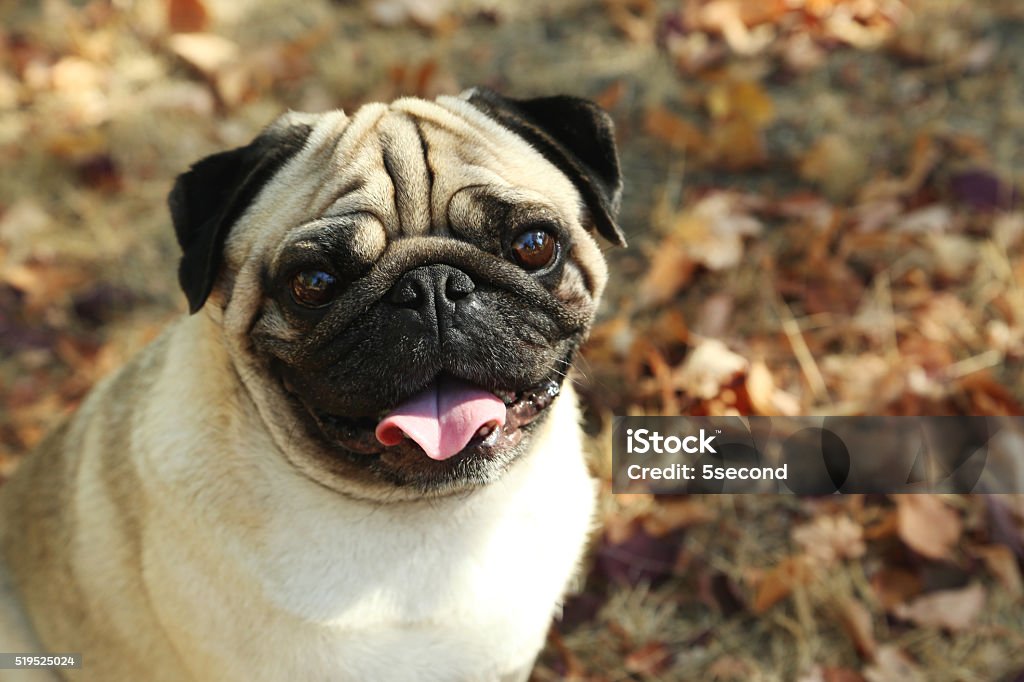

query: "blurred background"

left=1, top=0, right=1023, bottom=679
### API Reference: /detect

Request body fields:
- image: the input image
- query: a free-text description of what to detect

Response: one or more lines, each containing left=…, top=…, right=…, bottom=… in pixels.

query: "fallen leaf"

left=949, top=168, right=1020, bottom=212
left=752, top=555, right=813, bottom=613
left=637, top=238, right=696, bottom=308
left=606, top=0, right=657, bottom=43
left=706, top=655, right=755, bottom=680
left=368, top=0, right=453, bottom=29
left=894, top=495, right=962, bottom=560
left=624, top=641, right=673, bottom=675
left=700, top=1, right=775, bottom=55
left=167, top=32, right=239, bottom=77
left=823, top=667, right=867, bottom=682
left=799, top=134, right=869, bottom=201
left=706, top=117, right=768, bottom=169
left=671, top=193, right=763, bottom=271
left=863, top=646, right=926, bottom=682
left=641, top=499, right=714, bottom=536
left=50, top=56, right=103, bottom=94
left=75, top=154, right=122, bottom=193
left=675, top=338, right=748, bottom=401
left=1, top=261, right=93, bottom=313
left=835, top=597, right=877, bottom=660
left=167, top=0, right=209, bottom=33
left=596, top=525, right=682, bottom=586
left=895, top=205, right=953, bottom=234
left=706, top=79, right=775, bottom=126
left=892, top=583, right=986, bottom=632
left=747, top=361, right=801, bottom=416
left=974, top=544, right=1024, bottom=596
left=870, top=567, right=923, bottom=612
left=792, top=514, right=866, bottom=566
left=644, top=106, right=705, bottom=153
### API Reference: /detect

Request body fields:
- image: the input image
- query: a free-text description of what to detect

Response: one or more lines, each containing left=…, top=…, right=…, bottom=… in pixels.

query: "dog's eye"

left=290, top=270, right=338, bottom=308
left=510, top=229, right=556, bottom=271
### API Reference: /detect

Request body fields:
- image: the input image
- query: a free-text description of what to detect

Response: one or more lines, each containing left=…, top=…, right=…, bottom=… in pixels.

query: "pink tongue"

left=375, top=378, right=507, bottom=460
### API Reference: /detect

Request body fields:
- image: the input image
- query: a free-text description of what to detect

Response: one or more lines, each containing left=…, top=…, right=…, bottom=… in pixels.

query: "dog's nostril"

left=444, top=270, right=475, bottom=301
left=387, top=265, right=475, bottom=310
left=389, top=279, right=424, bottom=308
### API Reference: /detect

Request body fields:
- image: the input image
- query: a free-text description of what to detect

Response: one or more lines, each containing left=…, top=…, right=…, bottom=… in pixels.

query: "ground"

left=1, top=0, right=1023, bottom=680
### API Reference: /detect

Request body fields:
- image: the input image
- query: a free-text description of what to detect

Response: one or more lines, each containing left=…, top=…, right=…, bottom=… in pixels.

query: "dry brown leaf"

left=893, top=583, right=986, bottom=632
left=706, top=655, right=755, bottom=680
left=368, top=0, right=453, bottom=29
left=735, top=0, right=788, bottom=26
left=670, top=193, right=763, bottom=271
left=637, top=238, right=696, bottom=308
left=642, top=499, right=715, bottom=536
left=862, top=509, right=899, bottom=541
left=50, top=56, right=103, bottom=94
left=700, top=1, right=775, bottom=55
left=974, top=544, right=1024, bottom=596
left=1, top=261, right=92, bottom=313
left=707, top=117, right=768, bottom=169
left=871, top=567, right=923, bottom=612
left=624, top=640, right=673, bottom=675
left=167, top=33, right=239, bottom=76
left=605, top=0, right=657, bottom=43
left=0, top=200, right=54, bottom=253
left=747, top=361, right=801, bottom=416
left=894, top=495, right=962, bottom=560
left=752, top=555, right=813, bottom=614
left=792, top=514, right=866, bottom=566
left=863, top=646, right=925, bottom=682
left=675, top=338, right=748, bottom=401
left=167, top=0, right=209, bottom=33
left=706, top=79, right=775, bottom=126
left=835, top=597, right=877, bottom=660
left=644, top=106, right=705, bottom=153
left=823, top=667, right=867, bottom=682
left=799, top=134, right=868, bottom=201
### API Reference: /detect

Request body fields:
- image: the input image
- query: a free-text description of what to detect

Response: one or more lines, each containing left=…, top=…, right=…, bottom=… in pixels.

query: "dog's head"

left=169, top=89, right=623, bottom=499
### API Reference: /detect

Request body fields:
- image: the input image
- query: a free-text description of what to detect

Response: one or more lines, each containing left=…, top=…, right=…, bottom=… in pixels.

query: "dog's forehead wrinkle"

left=377, top=113, right=433, bottom=239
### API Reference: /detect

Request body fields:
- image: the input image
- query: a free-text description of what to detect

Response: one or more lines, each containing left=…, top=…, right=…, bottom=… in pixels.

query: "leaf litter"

left=1, top=0, right=1024, bottom=679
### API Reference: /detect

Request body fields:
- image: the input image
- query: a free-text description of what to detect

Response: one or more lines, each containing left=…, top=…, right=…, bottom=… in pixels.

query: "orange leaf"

left=624, top=641, right=673, bottom=675
left=752, top=556, right=812, bottom=613
left=644, top=106, right=705, bottom=153
left=637, top=238, right=696, bottom=308
left=168, top=0, right=209, bottom=33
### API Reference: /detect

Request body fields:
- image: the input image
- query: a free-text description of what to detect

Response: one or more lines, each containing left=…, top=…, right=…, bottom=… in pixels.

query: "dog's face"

left=168, top=89, right=623, bottom=499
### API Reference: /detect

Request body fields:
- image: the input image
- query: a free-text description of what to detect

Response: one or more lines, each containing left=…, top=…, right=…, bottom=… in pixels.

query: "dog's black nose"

left=386, top=265, right=476, bottom=331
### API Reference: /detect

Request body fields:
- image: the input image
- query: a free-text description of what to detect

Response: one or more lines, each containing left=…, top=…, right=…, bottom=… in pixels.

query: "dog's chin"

left=282, top=374, right=563, bottom=495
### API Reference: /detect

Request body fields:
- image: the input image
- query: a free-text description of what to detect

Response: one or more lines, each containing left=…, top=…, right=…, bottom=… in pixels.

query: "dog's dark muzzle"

left=385, top=264, right=478, bottom=340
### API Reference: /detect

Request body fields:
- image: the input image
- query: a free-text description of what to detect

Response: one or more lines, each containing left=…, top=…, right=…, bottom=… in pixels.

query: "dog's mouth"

left=305, top=376, right=560, bottom=462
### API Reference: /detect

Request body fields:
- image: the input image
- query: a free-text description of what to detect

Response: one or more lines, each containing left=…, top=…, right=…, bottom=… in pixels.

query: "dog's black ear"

left=465, top=88, right=626, bottom=247
left=169, top=119, right=313, bottom=313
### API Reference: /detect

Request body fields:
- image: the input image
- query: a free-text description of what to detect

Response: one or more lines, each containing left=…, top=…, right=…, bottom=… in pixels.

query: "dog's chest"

left=142, top=416, right=595, bottom=682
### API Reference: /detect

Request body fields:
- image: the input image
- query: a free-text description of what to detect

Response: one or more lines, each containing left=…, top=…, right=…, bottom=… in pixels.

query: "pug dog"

left=0, top=88, right=624, bottom=682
